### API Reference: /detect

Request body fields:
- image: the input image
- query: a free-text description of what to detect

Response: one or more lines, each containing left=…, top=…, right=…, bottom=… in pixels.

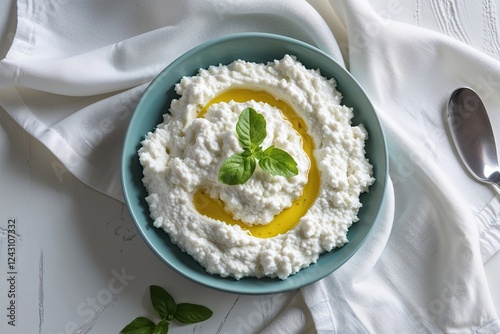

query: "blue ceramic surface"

left=121, top=33, right=388, bottom=294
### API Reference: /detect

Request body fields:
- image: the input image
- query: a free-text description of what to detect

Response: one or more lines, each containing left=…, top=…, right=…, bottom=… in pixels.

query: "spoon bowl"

left=446, top=87, right=500, bottom=188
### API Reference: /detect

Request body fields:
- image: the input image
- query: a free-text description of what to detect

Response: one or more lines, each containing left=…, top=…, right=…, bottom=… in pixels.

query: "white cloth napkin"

left=1, top=0, right=500, bottom=333
left=0, top=0, right=342, bottom=201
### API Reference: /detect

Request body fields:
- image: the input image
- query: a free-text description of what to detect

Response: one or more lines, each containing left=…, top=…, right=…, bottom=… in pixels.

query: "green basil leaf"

left=121, top=317, right=156, bottom=334
left=259, top=146, right=298, bottom=178
left=218, top=153, right=256, bottom=185
left=173, top=303, right=213, bottom=324
left=236, top=107, right=266, bottom=151
left=150, top=285, right=176, bottom=319
left=153, top=320, right=169, bottom=334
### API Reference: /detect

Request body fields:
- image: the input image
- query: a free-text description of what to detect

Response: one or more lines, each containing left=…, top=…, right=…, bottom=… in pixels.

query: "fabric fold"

left=0, top=0, right=340, bottom=202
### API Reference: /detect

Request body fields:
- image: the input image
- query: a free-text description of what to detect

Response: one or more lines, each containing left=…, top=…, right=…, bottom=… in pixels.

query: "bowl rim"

left=121, top=32, right=389, bottom=294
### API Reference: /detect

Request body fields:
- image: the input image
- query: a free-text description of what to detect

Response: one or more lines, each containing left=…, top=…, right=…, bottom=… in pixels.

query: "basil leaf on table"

left=121, top=317, right=156, bottom=334
left=152, top=320, right=169, bottom=334
left=150, top=285, right=176, bottom=320
left=174, top=303, right=214, bottom=324
left=121, top=286, right=213, bottom=334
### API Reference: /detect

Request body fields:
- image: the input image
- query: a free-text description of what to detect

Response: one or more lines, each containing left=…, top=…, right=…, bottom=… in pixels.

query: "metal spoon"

left=446, top=87, right=500, bottom=189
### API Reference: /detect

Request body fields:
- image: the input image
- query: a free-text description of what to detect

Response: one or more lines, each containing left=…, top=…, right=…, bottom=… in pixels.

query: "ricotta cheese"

left=139, top=55, right=375, bottom=279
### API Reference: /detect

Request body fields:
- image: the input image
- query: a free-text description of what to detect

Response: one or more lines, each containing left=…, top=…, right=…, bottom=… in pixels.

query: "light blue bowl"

left=122, top=33, right=388, bottom=294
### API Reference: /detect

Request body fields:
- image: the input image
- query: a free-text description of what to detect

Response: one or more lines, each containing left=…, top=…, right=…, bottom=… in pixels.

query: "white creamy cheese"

left=139, top=55, right=375, bottom=279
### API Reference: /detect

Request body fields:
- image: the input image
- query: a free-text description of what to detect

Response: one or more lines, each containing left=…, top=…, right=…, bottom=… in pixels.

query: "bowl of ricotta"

left=122, top=33, right=388, bottom=294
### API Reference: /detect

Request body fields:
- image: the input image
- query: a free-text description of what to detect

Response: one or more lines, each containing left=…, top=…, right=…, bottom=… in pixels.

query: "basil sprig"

left=121, top=285, right=213, bottom=334
left=218, top=107, right=298, bottom=185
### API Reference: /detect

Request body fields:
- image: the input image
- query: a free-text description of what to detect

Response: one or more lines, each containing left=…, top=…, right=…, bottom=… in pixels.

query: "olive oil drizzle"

left=193, top=89, right=320, bottom=238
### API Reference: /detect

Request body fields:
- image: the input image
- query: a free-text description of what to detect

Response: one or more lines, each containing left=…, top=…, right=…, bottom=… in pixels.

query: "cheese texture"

left=139, top=55, right=374, bottom=279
